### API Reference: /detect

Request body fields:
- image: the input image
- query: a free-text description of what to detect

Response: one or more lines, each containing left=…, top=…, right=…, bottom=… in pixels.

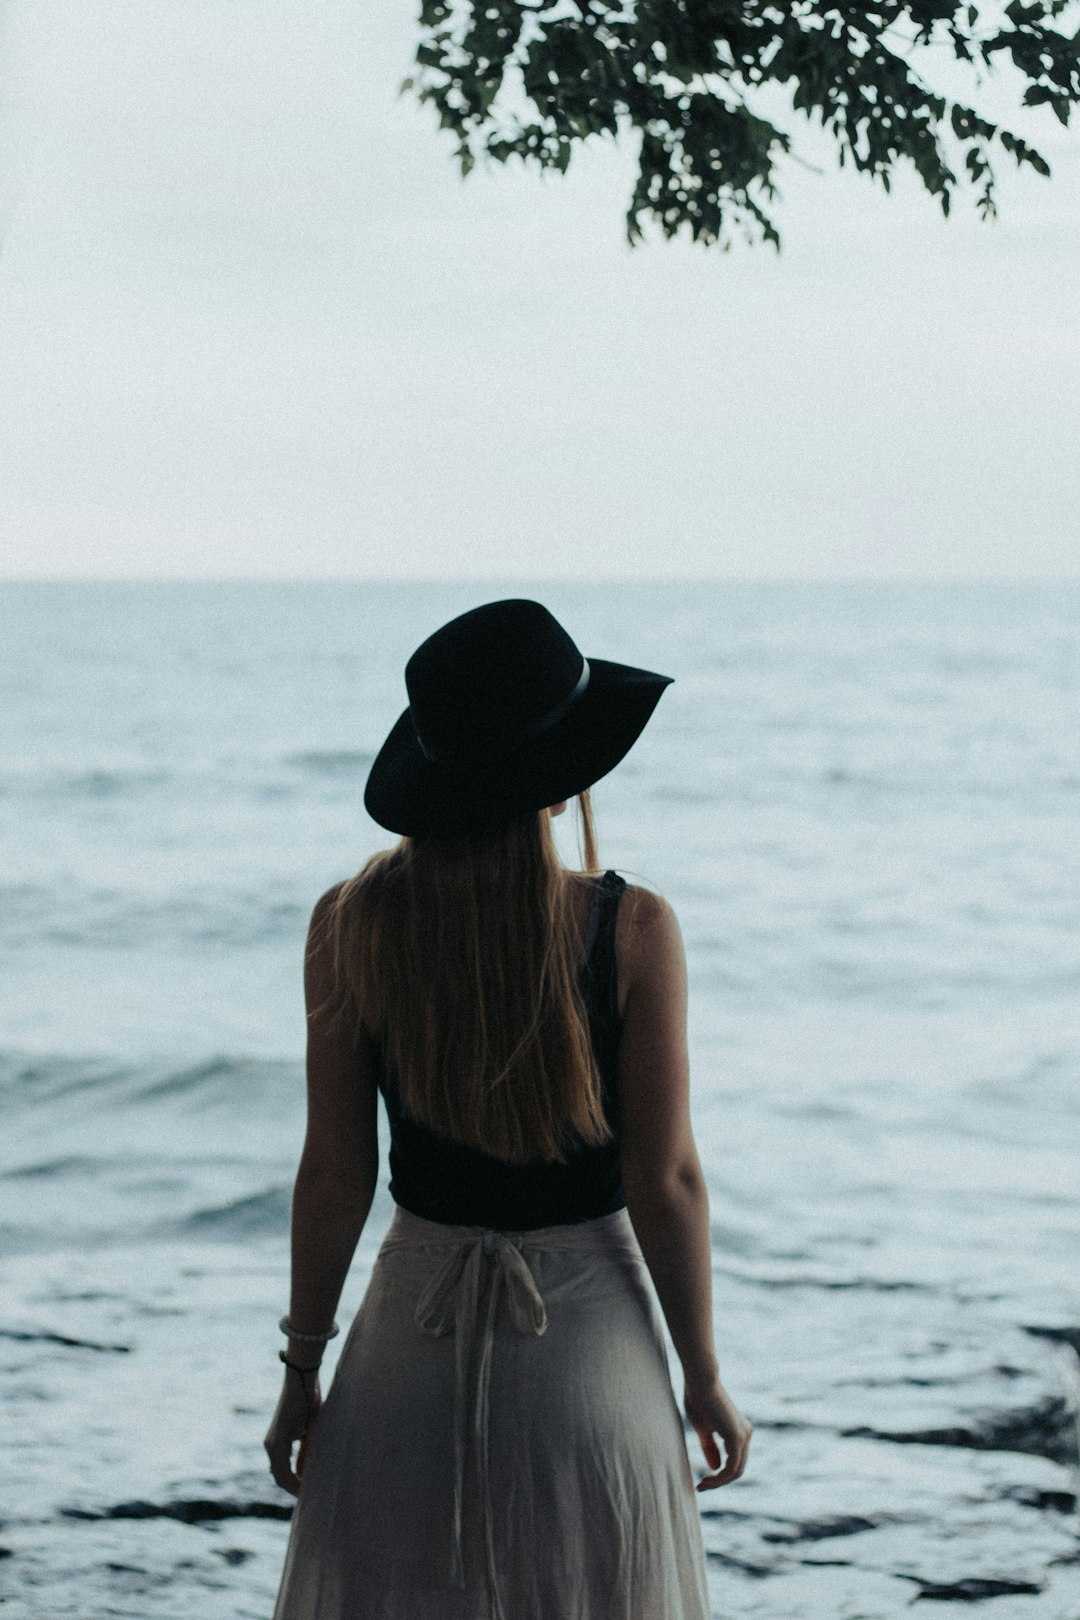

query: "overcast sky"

left=0, top=0, right=1078, bottom=580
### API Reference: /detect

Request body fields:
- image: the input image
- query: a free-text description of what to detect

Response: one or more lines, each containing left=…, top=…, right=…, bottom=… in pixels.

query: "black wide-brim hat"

left=364, top=599, right=673, bottom=839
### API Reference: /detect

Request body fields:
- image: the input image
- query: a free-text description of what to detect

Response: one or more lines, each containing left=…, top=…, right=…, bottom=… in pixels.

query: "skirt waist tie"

left=415, top=1230, right=548, bottom=1619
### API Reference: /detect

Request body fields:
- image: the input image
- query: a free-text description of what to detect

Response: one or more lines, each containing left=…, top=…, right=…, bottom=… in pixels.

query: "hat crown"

left=406, top=599, right=585, bottom=764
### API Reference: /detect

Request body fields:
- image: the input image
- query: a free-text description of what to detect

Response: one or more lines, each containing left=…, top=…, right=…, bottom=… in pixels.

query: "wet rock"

left=704, top=1551, right=776, bottom=1578
left=743, top=1418, right=812, bottom=1432
left=1025, top=1325, right=1080, bottom=1356
left=761, top=1514, right=883, bottom=1543
left=62, top=1498, right=292, bottom=1523
left=997, top=1484, right=1076, bottom=1514
left=842, top=1395, right=1075, bottom=1464
left=909, top=1576, right=1043, bottom=1601
left=838, top=1368, right=1025, bottom=1390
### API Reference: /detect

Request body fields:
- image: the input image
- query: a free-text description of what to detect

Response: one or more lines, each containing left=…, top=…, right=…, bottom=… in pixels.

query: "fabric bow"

left=415, top=1232, right=548, bottom=1614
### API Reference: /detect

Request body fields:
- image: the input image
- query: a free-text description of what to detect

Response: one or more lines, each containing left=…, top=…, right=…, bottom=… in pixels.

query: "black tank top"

left=375, top=870, right=627, bottom=1230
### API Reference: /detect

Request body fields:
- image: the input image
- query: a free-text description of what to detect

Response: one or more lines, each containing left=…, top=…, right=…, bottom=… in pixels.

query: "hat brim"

left=364, top=657, right=673, bottom=839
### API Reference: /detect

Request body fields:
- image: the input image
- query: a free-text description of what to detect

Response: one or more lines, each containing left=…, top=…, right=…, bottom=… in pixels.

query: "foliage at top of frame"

left=402, top=1, right=1080, bottom=247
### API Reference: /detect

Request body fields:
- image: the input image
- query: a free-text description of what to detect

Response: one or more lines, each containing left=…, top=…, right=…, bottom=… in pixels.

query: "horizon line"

left=4, top=572, right=1080, bottom=587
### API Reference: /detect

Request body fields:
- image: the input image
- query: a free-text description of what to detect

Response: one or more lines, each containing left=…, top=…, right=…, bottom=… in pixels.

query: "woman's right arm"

left=616, top=886, right=751, bottom=1490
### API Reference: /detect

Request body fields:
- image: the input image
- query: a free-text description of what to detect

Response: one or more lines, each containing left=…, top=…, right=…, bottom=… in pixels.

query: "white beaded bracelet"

left=279, top=1315, right=340, bottom=1344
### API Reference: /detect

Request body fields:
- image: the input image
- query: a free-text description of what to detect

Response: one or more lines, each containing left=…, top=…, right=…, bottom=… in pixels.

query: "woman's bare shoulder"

left=617, top=883, right=681, bottom=953
left=305, top=881, right=349, bottom=946
left=611, top=882, right=683, bottom=1017
left=308, top=849, right=394, bottom=938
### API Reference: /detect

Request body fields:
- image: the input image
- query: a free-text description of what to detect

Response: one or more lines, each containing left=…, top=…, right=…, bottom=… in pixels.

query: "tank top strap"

left=580, top=869, right=626, bottom=1026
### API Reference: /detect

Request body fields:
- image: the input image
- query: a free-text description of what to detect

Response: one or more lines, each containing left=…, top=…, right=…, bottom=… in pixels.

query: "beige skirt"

left=272, top=1205, right=711, bottom=1620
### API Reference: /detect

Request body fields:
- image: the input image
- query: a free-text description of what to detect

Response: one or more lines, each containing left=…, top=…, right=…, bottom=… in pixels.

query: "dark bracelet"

left=279, top=1350, right=321, bottom=1423
left=279, top=1350, right=321, bottom=1377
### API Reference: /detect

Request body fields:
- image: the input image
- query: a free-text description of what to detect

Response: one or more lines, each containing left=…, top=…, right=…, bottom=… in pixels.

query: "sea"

left=1, top=579, right=1078, bottom=1620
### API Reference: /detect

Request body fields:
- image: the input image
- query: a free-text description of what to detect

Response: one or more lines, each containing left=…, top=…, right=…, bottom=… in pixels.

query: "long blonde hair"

left=323, top=792, right=609, bottom=1164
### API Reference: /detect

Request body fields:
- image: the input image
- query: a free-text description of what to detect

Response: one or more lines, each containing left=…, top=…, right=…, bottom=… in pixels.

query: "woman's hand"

left=264, top=1368, right=323, bottom=1496
left=683, top=1376, right=752, bottom=1490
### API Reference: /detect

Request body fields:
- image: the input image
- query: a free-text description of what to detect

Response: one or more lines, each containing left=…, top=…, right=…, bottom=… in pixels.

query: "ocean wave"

left=647, top=765, right=1080, bottom=809
left=172, top=1186, right=290, bottom=1238
left=0, top=1051, right=302, bottom=1119
left=0, top=1053, right=135, bottom=1110
left=0, top=756, right=373, bottom=807
left=0, top=766, right=173, bottom=800
left=0, top=1327, right=130, bottom=1353
left=284, top=749, right=373, bottom=776
left=719, top=1265, right=934, bottom=1295
left=0, top=1154, right=105, bottom=1180
left=127, top=1055, right=290, bottom=1104
left=0, top=886, right=308, bottom=949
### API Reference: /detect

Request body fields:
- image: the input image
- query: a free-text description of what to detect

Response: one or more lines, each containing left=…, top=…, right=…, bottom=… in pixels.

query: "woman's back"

left=376, top=868, right=628, bottom=1229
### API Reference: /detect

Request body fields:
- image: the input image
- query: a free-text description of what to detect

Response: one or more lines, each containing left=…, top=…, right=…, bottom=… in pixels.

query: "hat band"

left=415, top=657, right=591, bottom=765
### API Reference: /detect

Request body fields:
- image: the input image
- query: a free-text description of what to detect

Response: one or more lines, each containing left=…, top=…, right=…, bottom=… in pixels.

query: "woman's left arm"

left=265, top=886, right=379, bottom=1494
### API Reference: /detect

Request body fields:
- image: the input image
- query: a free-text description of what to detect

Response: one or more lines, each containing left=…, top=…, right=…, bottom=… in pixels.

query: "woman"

left=265, top=598, right=751, bottom=1620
